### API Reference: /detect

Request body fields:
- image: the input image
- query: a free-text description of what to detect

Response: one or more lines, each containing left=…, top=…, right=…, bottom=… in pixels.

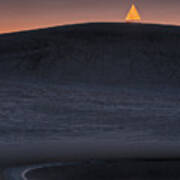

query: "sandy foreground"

left=1, top=141, right=180, bottom=166
left=24, top=160, right=180, bottom=180
left=3, top=159, right=180, bottom=180
left=0, top=170, right=4, bottom=180
left=1, top=141, right=180, bottom=180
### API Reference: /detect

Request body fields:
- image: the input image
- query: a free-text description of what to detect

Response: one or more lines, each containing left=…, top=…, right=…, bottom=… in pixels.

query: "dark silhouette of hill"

left=0, top=23, right=180, bottom=85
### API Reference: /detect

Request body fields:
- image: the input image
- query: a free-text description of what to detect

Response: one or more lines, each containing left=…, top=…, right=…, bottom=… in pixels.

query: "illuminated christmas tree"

left=126, top=3, right=141, bottom=22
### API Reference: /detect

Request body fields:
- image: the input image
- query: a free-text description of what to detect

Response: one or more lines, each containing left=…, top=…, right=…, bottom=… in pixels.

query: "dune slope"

left=0, top=23, right=180, bottom=85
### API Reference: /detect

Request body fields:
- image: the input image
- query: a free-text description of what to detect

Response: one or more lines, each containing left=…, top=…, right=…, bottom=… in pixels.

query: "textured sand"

left=25, top=160, right=180, bottom=180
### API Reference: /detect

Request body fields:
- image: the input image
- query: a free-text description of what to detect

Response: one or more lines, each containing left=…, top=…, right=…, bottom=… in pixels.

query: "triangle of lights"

left=126, top=4, right=141, bottom=22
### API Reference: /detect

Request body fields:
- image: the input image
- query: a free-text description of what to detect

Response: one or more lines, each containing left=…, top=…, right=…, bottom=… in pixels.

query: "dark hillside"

left=0, top=23, right=180, bottom=85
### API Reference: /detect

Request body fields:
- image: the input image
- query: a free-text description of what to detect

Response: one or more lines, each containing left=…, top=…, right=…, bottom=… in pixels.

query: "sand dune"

left=0, top=23, right=180, bottom=85
left=0, top=23, right=180, bottom=179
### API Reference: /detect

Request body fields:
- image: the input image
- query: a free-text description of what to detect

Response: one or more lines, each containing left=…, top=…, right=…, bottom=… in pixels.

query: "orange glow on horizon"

left=0, top=0, right=180, bottom=34
left=1, top=19, right=180, bottom=35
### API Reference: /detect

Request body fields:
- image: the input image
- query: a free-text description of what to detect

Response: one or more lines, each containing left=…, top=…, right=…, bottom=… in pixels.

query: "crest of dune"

left=126, top=4, right=141, bottom=22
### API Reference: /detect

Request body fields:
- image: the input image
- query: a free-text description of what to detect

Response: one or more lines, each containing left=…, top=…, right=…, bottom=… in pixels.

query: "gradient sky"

left=1, top=0, right=180, bottom=34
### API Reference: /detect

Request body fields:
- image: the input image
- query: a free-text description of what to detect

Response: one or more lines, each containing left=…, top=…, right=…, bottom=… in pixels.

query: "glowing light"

left=126, top=4, right=141, bottom=22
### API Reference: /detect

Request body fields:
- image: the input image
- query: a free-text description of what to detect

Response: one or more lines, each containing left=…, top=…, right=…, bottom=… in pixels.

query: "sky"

left=1, top=0, right=180, bottom=34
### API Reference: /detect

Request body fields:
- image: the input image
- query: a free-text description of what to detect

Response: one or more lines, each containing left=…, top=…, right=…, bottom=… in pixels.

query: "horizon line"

left=1, top=21, right=180, bottom=36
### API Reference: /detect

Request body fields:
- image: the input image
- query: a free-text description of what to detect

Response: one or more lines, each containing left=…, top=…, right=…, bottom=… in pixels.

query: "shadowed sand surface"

left=0, top=170, right=4, bottom=180
left=26, top=160, right=180, bottom=180
left=0, top=22, right=180, bottom=180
